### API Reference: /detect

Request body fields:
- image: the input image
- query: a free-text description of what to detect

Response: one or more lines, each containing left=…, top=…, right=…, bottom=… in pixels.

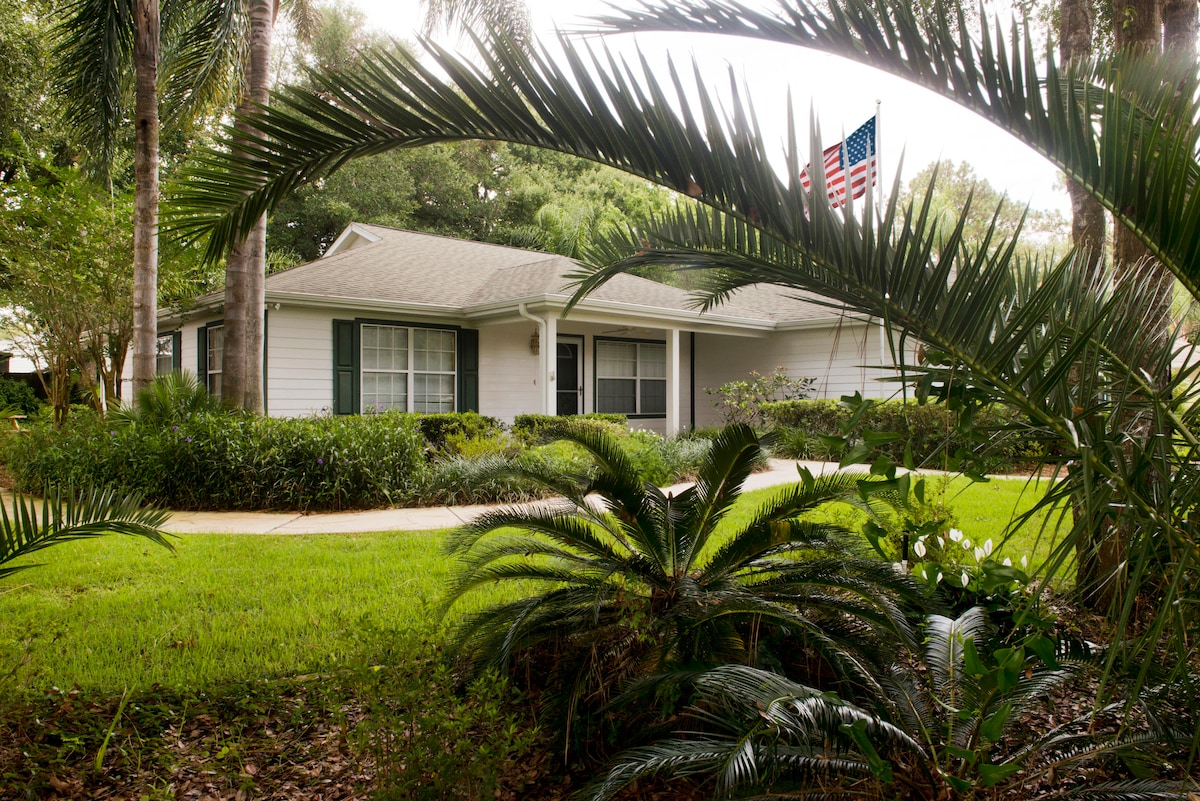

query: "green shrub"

left=705, top=366, right=816, bottom=427
left=511, top=413, right=626, bottom=444
left=416, top=412, right=504, bottom=455
left=7, top=410, right=428, bottom=511
left=762, top=399, right=1053, bottom=472
left=0, top=376, right=41, bottom=416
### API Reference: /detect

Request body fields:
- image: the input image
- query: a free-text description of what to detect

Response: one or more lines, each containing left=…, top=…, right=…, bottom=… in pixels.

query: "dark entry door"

left=556, top=340, right=581, bottom=415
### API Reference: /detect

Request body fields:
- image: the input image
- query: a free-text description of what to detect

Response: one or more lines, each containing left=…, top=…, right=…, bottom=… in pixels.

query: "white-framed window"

left=206, top=325, right=224, bottom=398
left=360, top=324, right=455, bottom=413
left=596, top=339, right=666, bottom=416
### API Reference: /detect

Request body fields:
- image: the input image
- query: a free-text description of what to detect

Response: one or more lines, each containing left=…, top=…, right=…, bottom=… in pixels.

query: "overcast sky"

left=344, top=0, right=1071, bottom=216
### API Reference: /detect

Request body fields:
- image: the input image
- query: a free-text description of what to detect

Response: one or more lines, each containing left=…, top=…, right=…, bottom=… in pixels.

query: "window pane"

left=362, top=324, right=408, bottom=371
left=597, top=378, right=636, bottom=413
left=639, top=343, right=666, bottom=378
left=597, top=341, right=636, bottom=378
left=413, top=373, right=455, bottom=412
left=156, top=335, right=174, bottom=375
left=207, top=326, right=224, bottom=373
left=362, top=372, right=407, bottom=412
left=641, top=379, right=666, bottom=415
left=414, top=329, right=455, bottom=372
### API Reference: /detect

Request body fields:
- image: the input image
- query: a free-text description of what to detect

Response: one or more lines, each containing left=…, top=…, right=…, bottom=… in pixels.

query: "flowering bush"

left=706, top=367, right=816, bottom=428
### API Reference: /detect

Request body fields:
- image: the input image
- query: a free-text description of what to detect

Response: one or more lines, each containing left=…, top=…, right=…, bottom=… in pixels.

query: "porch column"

left=666, top=327, right=681, bottom=435
left=544, top=314, right=557, bottom=415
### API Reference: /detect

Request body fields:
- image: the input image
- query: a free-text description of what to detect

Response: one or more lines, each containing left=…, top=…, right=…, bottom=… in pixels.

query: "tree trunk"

left=1085, top=0, right=1170, bottom=616
left=1063, top=0, right=1111, bottom=601
left=223, top=0, right=276, bottom=413
left=1060, top=0, right=1107, bottom=275
left=1162, top=0, right=1197, bottom=50
left=131, top=0, right=159, bottom=397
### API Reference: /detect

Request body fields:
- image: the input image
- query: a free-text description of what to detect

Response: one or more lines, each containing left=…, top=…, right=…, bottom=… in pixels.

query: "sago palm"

left=0, top=486, right=173, bottom=579
left=581, top=608, right=1196, bottom=800
left=168, top=0, right=1200, bottom=685
left=442, top=422, right=921, bottom=730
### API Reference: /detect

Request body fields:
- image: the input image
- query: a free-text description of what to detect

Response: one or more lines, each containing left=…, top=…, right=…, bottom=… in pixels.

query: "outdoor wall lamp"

left=530, top=329, right=540, bottom=355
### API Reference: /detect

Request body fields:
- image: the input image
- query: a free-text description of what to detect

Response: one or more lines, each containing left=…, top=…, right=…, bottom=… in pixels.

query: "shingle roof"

left=261, top=224, right=838, bottom=325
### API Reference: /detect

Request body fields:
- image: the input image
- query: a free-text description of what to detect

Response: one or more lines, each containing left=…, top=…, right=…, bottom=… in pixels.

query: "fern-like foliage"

left=442, top=422, right=922, bottom=747
left=0, top=486, right=173, bottom=579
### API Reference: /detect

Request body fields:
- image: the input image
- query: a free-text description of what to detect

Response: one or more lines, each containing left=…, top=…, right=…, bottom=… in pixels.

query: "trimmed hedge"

left=762, top=399, right=1055, bottom=472
left=6, top=409, right=427, bottom=511
left=4, top=408, right=714, bottom=512
left=512, top=413, right=627, bottom=443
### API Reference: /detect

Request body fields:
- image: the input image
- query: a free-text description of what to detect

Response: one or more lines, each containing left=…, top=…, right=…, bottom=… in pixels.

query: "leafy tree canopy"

left=898, top=160, right=1069, bottom=258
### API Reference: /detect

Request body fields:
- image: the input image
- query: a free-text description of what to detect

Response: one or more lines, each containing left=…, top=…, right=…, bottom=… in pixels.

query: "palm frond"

left=591, top=0, right=1200, bottom=298
left=0, top=486, right=173, bottom=579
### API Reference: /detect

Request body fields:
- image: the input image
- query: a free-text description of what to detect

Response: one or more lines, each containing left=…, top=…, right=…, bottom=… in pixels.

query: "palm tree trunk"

left=1087, top=0, right=1168, bottom=616
left=1060, top=0, right=1106, bottom=275
left=131, top=0, right=159, bottom=397
left=1162, top=0, right=1197, bottom=50
left=224, top=0, right=277, bottom=413
left=1063, top=0, right=1110, bottom=606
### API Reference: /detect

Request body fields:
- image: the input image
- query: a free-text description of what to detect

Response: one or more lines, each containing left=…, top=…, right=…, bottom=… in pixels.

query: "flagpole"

left=873, top=100, right=888, bottom=371
left=872, top=99, right=881, bottom=220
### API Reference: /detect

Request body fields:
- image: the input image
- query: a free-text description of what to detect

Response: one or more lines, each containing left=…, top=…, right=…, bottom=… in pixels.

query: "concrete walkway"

left=160, top=458, right=860, bottom=535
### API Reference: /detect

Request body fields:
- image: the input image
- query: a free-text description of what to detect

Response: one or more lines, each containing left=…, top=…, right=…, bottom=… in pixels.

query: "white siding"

left=146, top=310, right=904, bottom=433
left=477, top=320, right=696, bottom=433
left=693, top=323, right=895, bottom=428
left=478, top=321, right=542, bottom=422
left=265, top=307, right=338, bottom=417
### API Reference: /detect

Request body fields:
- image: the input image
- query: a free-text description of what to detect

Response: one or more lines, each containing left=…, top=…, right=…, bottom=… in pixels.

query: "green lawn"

left=723, top=473, right=1067, bottom=567
left=0, top=475, right=1070, bottom=694
left=0, top=530, right=510, bottom=691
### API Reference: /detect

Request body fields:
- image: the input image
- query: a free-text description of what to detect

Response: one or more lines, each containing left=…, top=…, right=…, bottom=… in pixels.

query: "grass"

left=717, top=473, right=1068, bottom=570
left=0, top=474, right=1071, bottom=695
left=0, top=530, right=530, bottom=692
left=0, top=475, right=1083, bottom=800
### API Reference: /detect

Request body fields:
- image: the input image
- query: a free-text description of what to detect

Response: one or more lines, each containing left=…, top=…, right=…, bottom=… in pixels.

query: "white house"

left=150, top=224, right=900, bottom=433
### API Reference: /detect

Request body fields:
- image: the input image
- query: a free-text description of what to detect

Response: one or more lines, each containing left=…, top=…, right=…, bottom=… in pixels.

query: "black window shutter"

left=457, top=328, right=479, bottom=412
left=172, top=331, right=182, bottom=373
left=332, top=319, right=359, bottom=415
left=197, top=327, right=208, bottom=385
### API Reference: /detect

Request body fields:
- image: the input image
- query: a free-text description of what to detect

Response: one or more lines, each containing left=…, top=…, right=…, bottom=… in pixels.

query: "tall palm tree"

left=443, top=422, right=920, bottom=740
left=167, top=0, right=1200, bottom=680
left=53, top=0, right=250, bottom=396
left=220, top=0, right=531, bottom=413
left=222, top=0, right=278, bottom=414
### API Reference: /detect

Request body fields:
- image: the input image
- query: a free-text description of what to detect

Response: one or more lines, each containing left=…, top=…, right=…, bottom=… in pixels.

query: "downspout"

left=518, top=303, right=548, bottom=414
left=690, top=332, right=696, bottom=431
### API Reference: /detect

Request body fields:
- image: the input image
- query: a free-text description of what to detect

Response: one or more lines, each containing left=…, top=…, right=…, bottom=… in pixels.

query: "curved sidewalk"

left=161, top=458, right=858, bottom=535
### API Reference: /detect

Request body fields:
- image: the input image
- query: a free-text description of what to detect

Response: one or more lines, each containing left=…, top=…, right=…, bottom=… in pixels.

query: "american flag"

left=799, top=116, right=877, bottom=208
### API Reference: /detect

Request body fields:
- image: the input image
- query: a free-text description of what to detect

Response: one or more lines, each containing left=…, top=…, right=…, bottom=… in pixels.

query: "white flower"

left=961, top=537, right=972, bottom=550
left=983, top=539, right=994, bottom=556
left=948, top=528, right=964, bottom=543
left=961, top=569, right=971, bottom=586
left=913, top=538, right=927, bottom=558
left=935, top=571, right=944, bottom=584
left=1021, top=555, right=1028, bottom=569
left=974, top=546, right=985, bottom=562
left=1003, top=557, right=1013, bottom=567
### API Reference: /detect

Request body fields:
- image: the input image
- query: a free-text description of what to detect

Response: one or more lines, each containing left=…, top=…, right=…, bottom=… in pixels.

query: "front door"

left=556, top=338, right=583, bottom=415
